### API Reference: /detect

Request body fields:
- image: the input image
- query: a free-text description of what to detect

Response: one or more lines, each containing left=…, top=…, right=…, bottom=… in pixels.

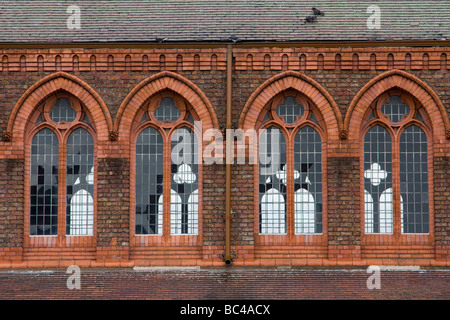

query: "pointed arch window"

left=400, top=125, right=429, bottom=233
left=133, top=92, right=200, bottom=236
left=294, top=126, right=323, bottom=234
left=259, top=127, right=287, bottom=234
left=66, top=128, right=95, bottom=236
left=30, top=128, right=59, bottom=235
left=170, top=127, right=199, bottom=235
left=363, top=125, right=393, bottom=234
left=362, top=90, right=430, bottom=235
left=258, top=90, right=325, bottom=235
left=27, top=94, right=97, bottom=239
left=135, top=127, right=164, bottom=235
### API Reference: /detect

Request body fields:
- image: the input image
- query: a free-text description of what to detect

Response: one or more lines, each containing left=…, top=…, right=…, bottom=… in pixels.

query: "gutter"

left=0, top=40, right=448, bottom=49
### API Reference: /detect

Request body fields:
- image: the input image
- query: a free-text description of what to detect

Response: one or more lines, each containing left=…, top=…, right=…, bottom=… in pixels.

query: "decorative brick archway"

left=1, top=72, right=114, bottom=266
left=114, top=71, right=219, bottom=138
left=5, top=71, right=113, bottom=143
left=237, top=70, right=342, bottom=264
left=343, top=69, right=450, bottom=263
left=113, top=71, right=219, bottom=266
left=344, top=69, right=450, bottom=147
left=238, top=70, right=342, bottom=138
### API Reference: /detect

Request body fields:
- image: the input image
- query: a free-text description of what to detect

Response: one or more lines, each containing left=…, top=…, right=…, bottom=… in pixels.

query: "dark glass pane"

left=258, top=126, right=287, bottom=234
left=380, top=95, right=410, bottom=123
left=186, top=113, right=195, bottom=124
left=35, top=114, right=44, bottom=124
left=140, top=113, right=149, bottom=123
left=275, top=96, right=304, bottom=124
left=170, top=127, right=199, bottom=235
left=66, top=128, right=94, bottom=236
left=309, top=112, right=318, bottom=124
left=262, top=111, right=271, bottom=122
left=30, top=128, right=59, bottom=236
left=364, top=125, right=393, bottom=234
left=154, top=97, right=181, bottom=122
left=135, top=127, right=164, bottom=235
left=294, top=126, right=322, bottom=234
left=415, top=112, right=425, bottom=124
left=50, top=98, right=77, bottom=123
left=400, top=125, right=429, bottom=234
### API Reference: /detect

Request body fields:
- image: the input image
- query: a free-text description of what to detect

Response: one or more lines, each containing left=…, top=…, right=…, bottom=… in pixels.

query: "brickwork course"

left=0, top=268, right=448, bottom=300
left=0, top=0, right=449, bottom=300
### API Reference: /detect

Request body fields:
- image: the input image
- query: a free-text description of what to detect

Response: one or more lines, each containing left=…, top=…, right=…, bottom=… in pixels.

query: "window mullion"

left=392, top=132, right=402, bottom=238
left=163, top=131, right=171, bottom=238
left=286, top=131, right=295, bottom=238
left=57, top=133, right=67, bottom=245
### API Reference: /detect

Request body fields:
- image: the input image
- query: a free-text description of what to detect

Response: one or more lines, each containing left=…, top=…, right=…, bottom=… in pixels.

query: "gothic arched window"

left=258, top=90, right=325, bottom=235
left=28, top=94, right=96, bottom=238
left=362, top=90, right=430, bottom=235
left=133, top=92, right=200, bottom=236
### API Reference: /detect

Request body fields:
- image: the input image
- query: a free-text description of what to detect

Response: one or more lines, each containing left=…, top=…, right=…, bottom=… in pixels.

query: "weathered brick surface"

left=434, top=157, right=450, bottom=247
left=230, top=164, right=254, bottom=247
left=327, top=157, right=361, bottom=260
left=202, top=163, right=225, bottom=247
left=0, top=47, right=448, bottom=267
left=0, top=159, right=24, bottom=248
left=0, top=268, right=448, bottom=300
left=96, top=158, right=130, bottom=248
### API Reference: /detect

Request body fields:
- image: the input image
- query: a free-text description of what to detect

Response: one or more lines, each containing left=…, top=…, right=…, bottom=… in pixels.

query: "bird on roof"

left=229, top=35, right=241, bottom=43
left=312, top=7, right=325, bottom=16
left=155, top=37, right=168, bottom=43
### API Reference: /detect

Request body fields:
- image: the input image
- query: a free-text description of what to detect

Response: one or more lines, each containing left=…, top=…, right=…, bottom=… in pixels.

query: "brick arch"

left=238, top=70, right=342, bottom=137
left=345, top=69, right=450, bottom=141
left=114, top=71, right=219, bottom=137
left=6, top=71, right=113, bottom=142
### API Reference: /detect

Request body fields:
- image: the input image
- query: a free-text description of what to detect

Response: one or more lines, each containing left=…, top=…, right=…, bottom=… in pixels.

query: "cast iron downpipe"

left=224, top=44, right=233, bottom=265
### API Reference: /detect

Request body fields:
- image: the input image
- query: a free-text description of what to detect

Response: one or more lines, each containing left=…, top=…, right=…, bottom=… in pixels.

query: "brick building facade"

left=0, top=1, right=449, bottom=268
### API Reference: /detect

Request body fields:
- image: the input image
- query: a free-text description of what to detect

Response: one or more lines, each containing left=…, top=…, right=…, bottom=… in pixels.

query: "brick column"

left=327, top=157, right=361, bottom=262
left=434, top=156, right=450, bottom=261
left=201, top=163, right=226, bottom=262
left=0, top=159, right=24, bottom=263
left=230, top=163, right=255, bottom=263
left=96, top=157, right=130, bottom=262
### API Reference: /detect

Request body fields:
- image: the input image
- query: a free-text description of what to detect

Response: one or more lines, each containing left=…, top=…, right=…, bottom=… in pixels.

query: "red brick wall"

left=0, top=46, right=448, bottom=268
left=0, top=159, right=24, bottom=252
left=96, top=157, right=131, bottom=261
left=326, top=157, right=361, bottom=261
left=434, top=156, right=450, bottom=261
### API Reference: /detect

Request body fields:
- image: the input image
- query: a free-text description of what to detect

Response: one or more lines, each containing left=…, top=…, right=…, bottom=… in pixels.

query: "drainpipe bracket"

left=221, top=250, right=237, bottom=265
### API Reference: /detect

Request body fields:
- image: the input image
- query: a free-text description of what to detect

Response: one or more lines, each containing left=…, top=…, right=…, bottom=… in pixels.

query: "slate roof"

left=1, top=268, right=449, bottom=300
left=0, top=0, right=449, bottom=44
